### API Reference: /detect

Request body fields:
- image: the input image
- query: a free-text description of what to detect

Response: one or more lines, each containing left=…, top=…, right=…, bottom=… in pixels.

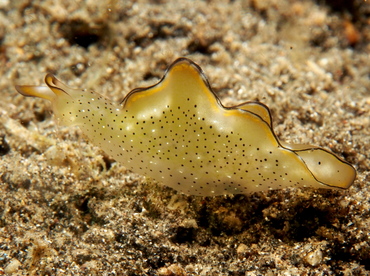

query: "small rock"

left=237, top=243, right=249, bottom=255
left=158, top=264, right=186, bottom=276
left=4, top=259, right=21, bottom=274
left=304, top=249, right=323, bottom=267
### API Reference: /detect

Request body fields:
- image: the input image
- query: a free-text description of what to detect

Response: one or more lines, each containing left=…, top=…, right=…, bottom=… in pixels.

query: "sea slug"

left=15, top=58, right=356, bottom=196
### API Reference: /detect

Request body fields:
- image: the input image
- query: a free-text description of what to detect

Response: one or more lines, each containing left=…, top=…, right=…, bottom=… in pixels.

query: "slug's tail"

left=281, top=141, right=355, bottom=189
left=295, top=148, right=356, bottom=189
left=15, top=74, right=70, bottom=101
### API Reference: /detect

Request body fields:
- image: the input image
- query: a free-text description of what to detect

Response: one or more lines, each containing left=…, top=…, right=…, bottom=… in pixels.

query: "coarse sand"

left=0, top=0, right=369, bottom=275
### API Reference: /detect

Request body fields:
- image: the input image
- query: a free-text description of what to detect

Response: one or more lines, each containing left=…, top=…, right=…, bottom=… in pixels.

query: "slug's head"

left=15, top=74, right=70, bottom=102
left=15, top=74, right=83, bottom=126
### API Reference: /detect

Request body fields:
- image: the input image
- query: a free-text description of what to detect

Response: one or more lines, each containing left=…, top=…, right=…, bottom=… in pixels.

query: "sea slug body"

left=15, top=58, right=356, bottom=196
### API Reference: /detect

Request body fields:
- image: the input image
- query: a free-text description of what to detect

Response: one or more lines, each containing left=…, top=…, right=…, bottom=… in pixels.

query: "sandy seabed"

left=0, top=0, right=369, bottom=275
